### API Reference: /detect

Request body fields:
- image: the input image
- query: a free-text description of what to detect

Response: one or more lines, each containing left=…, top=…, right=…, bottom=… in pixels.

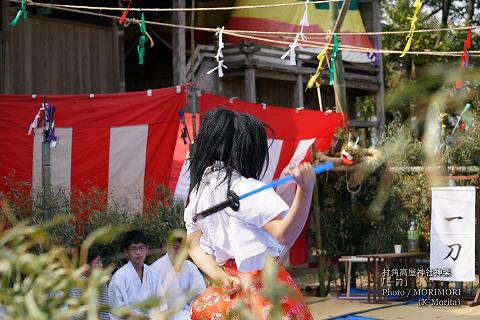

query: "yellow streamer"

left=307, top=46, right=329, bottom=89
left=401, top=0, right=423, bottom=57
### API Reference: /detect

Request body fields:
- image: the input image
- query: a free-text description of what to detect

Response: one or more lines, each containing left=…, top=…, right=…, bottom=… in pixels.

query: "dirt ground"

left=305, top=297, right=480, bottom=320
left=290, top=267, right=480, bottom=320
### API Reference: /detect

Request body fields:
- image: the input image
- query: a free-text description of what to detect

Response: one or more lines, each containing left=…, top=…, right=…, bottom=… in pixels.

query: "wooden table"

left=338, top=256, right=369, bottom=299
left=358, top=252, right=426, bottom=303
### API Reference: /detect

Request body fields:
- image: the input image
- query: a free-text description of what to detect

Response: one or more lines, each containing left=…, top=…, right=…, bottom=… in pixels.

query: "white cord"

left=281, top=0, right=309, bottom=66
left=207, top=27, right=228, bottom=77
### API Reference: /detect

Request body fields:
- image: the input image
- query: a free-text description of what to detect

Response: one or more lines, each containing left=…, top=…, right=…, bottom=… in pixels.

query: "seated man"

left=109, top=230, right=166, bottom=319
left=150, top=230, right=206, bottom=320
left=69, top=247, right=110, bottom=320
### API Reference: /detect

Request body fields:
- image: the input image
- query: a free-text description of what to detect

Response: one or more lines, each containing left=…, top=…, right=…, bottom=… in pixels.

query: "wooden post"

left=172, top=0, right=186, bottom=85
left=311, top=144, right=326, bottom=296
left=330, top=1, right=348, bottom=116
left=294, top=74, right=304, bottom=108
left=112, top=1, right=125, bottom=92
left=41, top=97, right=51, bottom=221
left=244, top=68, right=256, bottom=103
left=0, top=0, right=10, bottom=93
left=372, top=0, right=385, bottom=133
left=189, top=0, right=197, bottom=139
left=190, top=0, right=196, bottom=83
left=189, top=86, right=198, bottom=139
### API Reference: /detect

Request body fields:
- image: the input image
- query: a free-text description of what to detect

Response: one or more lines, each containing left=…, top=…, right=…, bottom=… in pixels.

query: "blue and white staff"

left=193, top=162, right=334, bottom=222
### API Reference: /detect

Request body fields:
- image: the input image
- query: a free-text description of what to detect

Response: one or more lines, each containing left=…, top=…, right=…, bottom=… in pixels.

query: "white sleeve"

left=184, top=193, right=200, bottom=235
left=184, top=207, right=199, bottom=235
left=184, top=183, right=217, bottom=235
left=187, top=262, right=206, bottom=305
left=153, top=274, right=168, bottom=312
left=108, top=274, right=126, bottom=320
left=228, top=178, right=290, bottom=227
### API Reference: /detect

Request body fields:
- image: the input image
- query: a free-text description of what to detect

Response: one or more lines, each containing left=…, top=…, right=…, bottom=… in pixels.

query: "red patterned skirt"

left=191, top=258, right=313, bottom=320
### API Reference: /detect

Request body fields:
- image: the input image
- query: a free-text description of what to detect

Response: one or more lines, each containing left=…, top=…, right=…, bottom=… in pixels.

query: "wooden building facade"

left=187, top=0, right=384, bottom=130
left=0, top=0, right=384, bottom=131
left=0, top=1, right=125, bottom=95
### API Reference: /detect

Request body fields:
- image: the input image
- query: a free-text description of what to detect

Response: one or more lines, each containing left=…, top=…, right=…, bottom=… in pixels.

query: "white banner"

left=430, top=187, right=476, bottom=281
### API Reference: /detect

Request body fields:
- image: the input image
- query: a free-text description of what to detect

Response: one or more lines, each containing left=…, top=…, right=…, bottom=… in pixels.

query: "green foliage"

left=355, top=95, right=376, bottom=121
left=0, top=200, right=180, bottom=319
left=320, top=61, right=479, bottom=258
left=2, top=181, right=185, bottom=265
left=320, top=131, right=430, bottom=256
left=381, top=0, right=479, bottom=122
left=442, top=107, right=480, bottom=166
left=0, top=201, right=120, bottom=320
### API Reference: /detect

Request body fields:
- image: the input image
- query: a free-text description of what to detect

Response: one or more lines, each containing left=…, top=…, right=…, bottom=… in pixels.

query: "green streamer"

left=10, top=0, right=27, bottom=27
left=462, top=103, right=472, bottom=131
left=137, top=12, right=147, bottom=65
left=329, top=35, right=339, bottom=85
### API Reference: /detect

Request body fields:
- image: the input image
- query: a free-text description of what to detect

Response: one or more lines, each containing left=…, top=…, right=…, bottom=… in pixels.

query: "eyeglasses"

left=127, top=246, right=147, bottom=253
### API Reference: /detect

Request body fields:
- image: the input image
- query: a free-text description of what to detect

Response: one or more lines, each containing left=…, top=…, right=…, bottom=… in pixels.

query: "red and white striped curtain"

left=0, top=87, right=186, bottom=213
left=0, top=88, right=344, bottom=265
left=171, top=93, right=344, bottom=203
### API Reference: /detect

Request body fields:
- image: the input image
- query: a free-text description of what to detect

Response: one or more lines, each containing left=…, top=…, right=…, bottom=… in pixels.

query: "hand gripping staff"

left=192, top=162, right=334, bottom=222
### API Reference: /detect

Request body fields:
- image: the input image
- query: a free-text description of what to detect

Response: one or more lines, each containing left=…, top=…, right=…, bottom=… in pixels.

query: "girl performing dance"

left=185, top=109, right=315, bottom=320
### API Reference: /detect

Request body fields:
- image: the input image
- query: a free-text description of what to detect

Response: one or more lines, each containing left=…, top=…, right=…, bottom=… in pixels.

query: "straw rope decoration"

left=10, top=0, right=27, bottom=27
left=11, top=1, right=479, bottom=37
left=281, top=0, right=310, bottom=65
left=8, top=0, right=480, bottom=58
left=137, top=11, right=148, bottom=65
left=454, top=28, right=472, bottom=89
left=15, top=0, right=344, bottom=12
left=400, top=0, right=423, bottom=57
left=307, top=46, right=329, bottom=89
left=118, top=0, right=132, bottom=25
left=329, top=34, right=339, bottom=85
left=207, top=27, right=228, bottom=77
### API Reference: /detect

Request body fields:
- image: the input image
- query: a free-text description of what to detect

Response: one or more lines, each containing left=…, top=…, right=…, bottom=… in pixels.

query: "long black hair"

left=189, top=108, right=271, bottom=191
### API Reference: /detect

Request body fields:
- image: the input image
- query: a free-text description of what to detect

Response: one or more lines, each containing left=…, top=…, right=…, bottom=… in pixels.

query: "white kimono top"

left=184, top=166, right=289, bottom=272
left=108, top=261, right=166, bottom=319
left=150, top=254, right=206, bottom=320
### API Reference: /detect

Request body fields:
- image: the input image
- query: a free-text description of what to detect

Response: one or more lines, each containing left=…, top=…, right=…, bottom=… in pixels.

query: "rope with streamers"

left=452, top=103, right=473, bottom=134
left=454, top=28, right=472, bottom=89
left=400, top=0, right=423, bottom=57
left=19, top=0, right=344, bottom=12
left=329, top=34, right=339, bottom=85
left=281, top=0, right=309, bottom=65
left=123, top=18, right=155, bottom=46
left=207, top=27, right=228, bottom=77
left=28, top=107, right=42, bottom=136
left=281, top=33, right=301, bottom=65
left=137, top=11, right=148, bottom=65
left=27, top=101, right=58, bottom=147
left=45, top=104, right=57, bottom=147
left=10, top=0, right=27, bottom=27
left=461, top=29, right=472, bottom=69
left=10, top=0, right=479, bottom=58
left=307, top=46, right=328, bottom=89
left=10, top=1, right=480, bottom=37
left=118, top=0, right=132, bottom=25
